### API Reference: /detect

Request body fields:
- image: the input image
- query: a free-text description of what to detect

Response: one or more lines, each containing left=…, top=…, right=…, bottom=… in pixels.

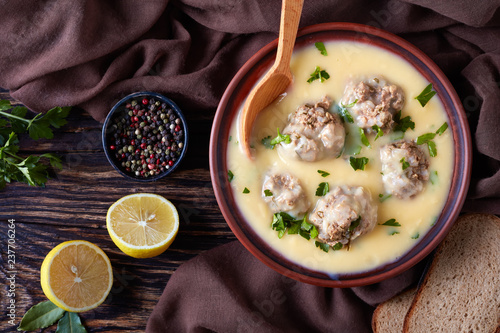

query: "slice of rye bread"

left=403, top=213, right=500, bottom=333
left=372, top=287, right=417, bottom=333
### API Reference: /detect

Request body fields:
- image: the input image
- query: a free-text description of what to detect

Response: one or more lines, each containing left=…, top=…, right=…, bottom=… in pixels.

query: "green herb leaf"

left=27, top=106, right=70, bottom=140
left=411, top=232, right=420, bottom=239
left=39, top=153, right=63, bottom=170
left=427, top=140, right=437, bottom=157
left=18, top=300, right=66, bottom=331
left=261, top=136, right=273, bottom=149
left=270, top=128, right=291, bottom=146
left=287, top=221, right=301, bottom=235
left=415, top=83, right=436, bottom=107
left=307, top=66, right=330, bottom=83
left=315, top=241, right=330, bottom=252
left=227, top=170, right=234, bottom=182
left=315, top=182, right=329, bottom=196
left=389, top=231, right=400, bottom=235
left=317, top=170, right=330, bottom=177
left=379, top=218, right=401, bottom=227
left=349, top=156, right=369, bottom=171
left=314, top=42, right=328, bottom=56
left=393, top=111, right=415, bottom=133
left=55, top=312, right=87, bottom=333
left=309, top=225, right=319, bottom=239
left=332, top=242, right=343, bottom=251
left=271, top=213, right=288, bottom=238
left=436, top=122, right=448, bottom=135
left=349, top=217, right=361, bottom=232
left=243, top=187, right=250, bottom=194
left=372, top=125, right=384, bottom=140
left=416, top=132, right=436, bottom=145
left=378, top=193, right=392, bottom=202
left=228, top=136, right=232, bottom=142
left=359, top=127, right=370, bottom=148
left=338, top=99, right=357, bottom=123
left=264, top=189, right=273, bottom=197
left=0, top=101, right=68, bottom=189
left=400, top=157, right=410, bottom=170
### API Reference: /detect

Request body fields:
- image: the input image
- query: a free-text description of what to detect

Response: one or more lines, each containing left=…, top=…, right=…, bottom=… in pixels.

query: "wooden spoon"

left=240, top=0, right=304, bottom=159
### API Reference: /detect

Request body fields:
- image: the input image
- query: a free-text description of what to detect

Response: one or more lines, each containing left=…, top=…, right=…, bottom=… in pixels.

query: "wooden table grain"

left=0, top=91, right=235, bottom=332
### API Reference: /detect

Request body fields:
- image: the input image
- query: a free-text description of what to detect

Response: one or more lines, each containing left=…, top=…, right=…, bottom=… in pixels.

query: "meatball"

left=380, top=140, right=429, bottom=199
left=278, top=96, right=345, bottom=162
left=340, top=77, right=404, bottom=133
left=309, top=186, right=377, bottom=246
left=262, top=173, right=310, bottom=217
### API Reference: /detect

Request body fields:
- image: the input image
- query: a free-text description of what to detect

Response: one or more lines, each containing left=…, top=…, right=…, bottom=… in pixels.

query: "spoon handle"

left=274, top=0, right=304, bottom=73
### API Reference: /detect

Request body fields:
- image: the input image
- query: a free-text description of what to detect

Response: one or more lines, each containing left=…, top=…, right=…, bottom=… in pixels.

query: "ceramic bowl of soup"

left=209, top=23, right=471, bottom=287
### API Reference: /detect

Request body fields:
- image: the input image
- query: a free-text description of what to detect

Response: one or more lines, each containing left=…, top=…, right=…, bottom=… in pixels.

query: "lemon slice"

left=106, top=193, right=179, bottom=258
left=40, top=240, right=113, bottom=312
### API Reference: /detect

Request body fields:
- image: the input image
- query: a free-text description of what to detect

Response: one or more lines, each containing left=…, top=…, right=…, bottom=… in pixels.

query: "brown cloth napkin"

left=0, top=1, right=499, bottom=332
left=146, top=241, right=426, bottom=333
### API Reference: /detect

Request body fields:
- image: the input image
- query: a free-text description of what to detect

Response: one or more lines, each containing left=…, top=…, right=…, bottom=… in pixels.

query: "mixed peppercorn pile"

left=107, top=97, right=185, bottom=178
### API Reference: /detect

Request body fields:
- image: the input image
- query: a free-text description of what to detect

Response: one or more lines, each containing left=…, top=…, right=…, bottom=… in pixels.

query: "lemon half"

left=106, top=193, right=179, bottom=258
left=40, top=240, right=113, bottom=312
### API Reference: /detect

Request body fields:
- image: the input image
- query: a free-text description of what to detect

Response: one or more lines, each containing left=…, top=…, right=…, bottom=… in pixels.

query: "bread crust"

left=372, top=287, right=417, bottom=333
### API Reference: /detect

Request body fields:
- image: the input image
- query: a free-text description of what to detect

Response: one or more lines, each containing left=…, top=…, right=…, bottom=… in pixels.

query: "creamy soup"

left=226, top=41, right=453, bottom=275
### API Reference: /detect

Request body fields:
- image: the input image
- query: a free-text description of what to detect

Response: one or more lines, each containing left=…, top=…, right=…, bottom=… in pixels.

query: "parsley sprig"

left=0, top=100, right=69, bottom=189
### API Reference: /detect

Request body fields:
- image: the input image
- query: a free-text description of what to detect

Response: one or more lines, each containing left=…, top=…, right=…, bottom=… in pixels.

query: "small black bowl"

left=102, top=92, right=188, bottom=181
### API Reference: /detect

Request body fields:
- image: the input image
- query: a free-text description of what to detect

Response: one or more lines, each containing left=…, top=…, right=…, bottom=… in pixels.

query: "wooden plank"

left=0, top=93, right=239, bottom=332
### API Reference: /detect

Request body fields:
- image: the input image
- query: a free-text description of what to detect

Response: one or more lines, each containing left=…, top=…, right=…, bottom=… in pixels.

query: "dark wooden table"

left=0, top=91, right=235, bottom=332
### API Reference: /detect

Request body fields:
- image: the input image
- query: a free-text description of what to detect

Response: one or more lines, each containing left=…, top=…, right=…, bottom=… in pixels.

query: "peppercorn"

left=107, top=95, right=186, bottom=179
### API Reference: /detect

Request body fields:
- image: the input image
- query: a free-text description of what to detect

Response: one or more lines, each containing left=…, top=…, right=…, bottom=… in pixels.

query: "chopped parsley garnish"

left=264, top=189, right=273, bottom=196
left=359, top=127, right=370, bottom=148
left=393, top=110, right=415, bottom=133
left=379, top=218, right=401, bottom=227
left=307, top=66, right=330, bottom=83
left=400, top=157, right=410, bottom=170
left=372, top=125, right=384, bottom=140
left=389, top=231, right=400, bottom=236
left=317, top=170, right=330, bottom=177
left=378, top=193, right=392, bottom=202
left=315, top=182, right=329, bottom=196
left=332, top=242, right=343, bottom=251
left=227, top=170, right=234, bottom=182
left=415, top=83, right=437, bottom=107
left=314, top=42, right=328, bottom=56
left=243, top=187, right=250, bottom=194
left=270, top=128, right=291, bottom=146
left=416, top=132, right=438, bottom=157
left=416, top=123, right=448, bottom=157
left=349, top=217, right=361, bottom=232
left=271, top=212, right=293, bottom=238
left=411, top=232, right=420, bottom=239
left=416, top=132, right=436, bottom=145
left=338, top=99, right=357, bottom=123
left=271, top=213, right=319, bottom=241
left=436, top=122, right=448, bottom=135
left=427, top=140, right=437, bottom=157
left=228, top=136, right=232, bottom=141
left=349, top=156, right=369, bottom=171
left=315, top=241, right=330, bottom=252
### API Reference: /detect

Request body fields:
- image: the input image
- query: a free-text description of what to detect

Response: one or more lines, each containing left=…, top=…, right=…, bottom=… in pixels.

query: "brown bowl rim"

left=209, top=22, right=472, bottom=287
